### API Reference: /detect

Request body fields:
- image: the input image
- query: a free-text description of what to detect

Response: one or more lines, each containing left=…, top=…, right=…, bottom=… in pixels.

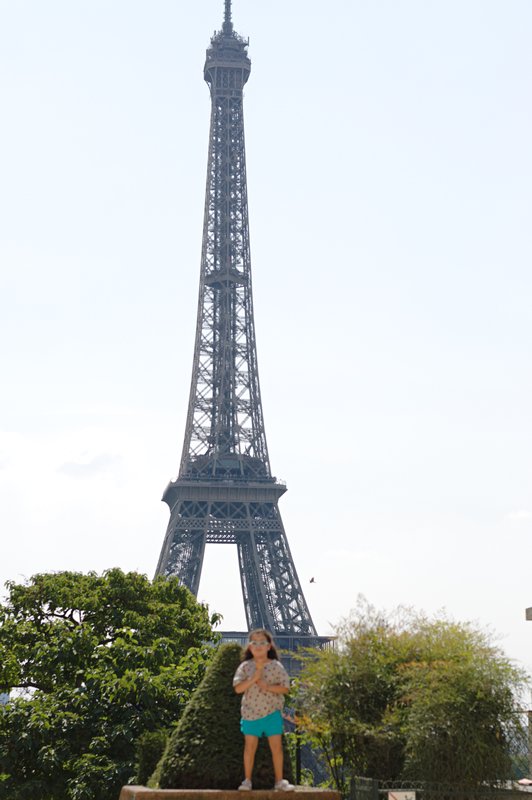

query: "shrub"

left=296, top=599, right=528, bottom=790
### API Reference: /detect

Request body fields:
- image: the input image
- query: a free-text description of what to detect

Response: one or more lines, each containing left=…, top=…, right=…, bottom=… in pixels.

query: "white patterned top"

left=233, top=658, right=290, bottom=721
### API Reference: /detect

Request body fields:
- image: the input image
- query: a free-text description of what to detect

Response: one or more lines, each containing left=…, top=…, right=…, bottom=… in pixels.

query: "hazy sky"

left=1, top=1, right=531, bottom=677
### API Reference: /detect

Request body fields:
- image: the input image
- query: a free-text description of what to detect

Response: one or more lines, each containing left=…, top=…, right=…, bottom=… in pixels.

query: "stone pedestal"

left=119, top=788, right=341, bottom=800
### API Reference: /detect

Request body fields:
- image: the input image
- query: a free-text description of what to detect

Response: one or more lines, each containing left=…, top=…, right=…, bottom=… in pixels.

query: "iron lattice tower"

left=156, top=1, right=319, bottom=643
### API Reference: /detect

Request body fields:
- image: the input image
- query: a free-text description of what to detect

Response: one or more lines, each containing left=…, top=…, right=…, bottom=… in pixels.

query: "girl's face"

left=248, top=633, right=271, bottom=660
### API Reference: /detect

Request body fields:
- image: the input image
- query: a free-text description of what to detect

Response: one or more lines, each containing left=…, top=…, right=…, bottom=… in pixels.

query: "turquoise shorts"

left=240, top=710, right=283, bottom=737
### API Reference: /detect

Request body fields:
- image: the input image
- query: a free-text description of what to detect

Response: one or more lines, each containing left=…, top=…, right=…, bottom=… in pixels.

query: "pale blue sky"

left=1, top=1, right=531, bottom=675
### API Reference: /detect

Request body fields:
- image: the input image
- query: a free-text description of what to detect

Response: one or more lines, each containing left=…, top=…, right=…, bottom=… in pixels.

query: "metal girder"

left=156, top=8, right=317, bottom=640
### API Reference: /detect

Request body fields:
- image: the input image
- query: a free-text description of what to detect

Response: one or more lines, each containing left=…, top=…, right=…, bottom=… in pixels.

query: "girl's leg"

left=243, top=735, right=259, bottom=781
left=268, top=734, right=283, bottom=783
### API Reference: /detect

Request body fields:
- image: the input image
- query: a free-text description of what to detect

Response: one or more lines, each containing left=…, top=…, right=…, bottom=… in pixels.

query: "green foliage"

left=157, top=643, right=293, bottom=790
left=0, top=568, right=219, bottom=800
left=135, top=729, right=169, bottom=786
left=295, top=598, right=528, bottom=790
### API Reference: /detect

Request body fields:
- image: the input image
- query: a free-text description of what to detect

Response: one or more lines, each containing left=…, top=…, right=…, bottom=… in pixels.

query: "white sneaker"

left=238, top=779, right=252, bottom=791
left=274, top=780, right=295, bottom=791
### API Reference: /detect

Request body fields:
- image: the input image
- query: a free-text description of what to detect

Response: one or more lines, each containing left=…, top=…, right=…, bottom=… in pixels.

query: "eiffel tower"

left=155, top=1, right=327, bottom=651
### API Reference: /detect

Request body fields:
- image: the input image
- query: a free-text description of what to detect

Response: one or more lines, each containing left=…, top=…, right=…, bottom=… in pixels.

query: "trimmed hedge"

left=155, top=643, right=293, bottom=789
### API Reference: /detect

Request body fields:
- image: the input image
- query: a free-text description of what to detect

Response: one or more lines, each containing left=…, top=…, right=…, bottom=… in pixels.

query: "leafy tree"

left=0, top=569, right=219, bottom=800
left=156, top=642, right=293, bottom=790
left=295, top=598, right=527, bottom=791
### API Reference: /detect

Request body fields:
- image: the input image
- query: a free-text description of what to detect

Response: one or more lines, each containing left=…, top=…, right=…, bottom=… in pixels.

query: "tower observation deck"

left=155, top=1, right=329, bottom=653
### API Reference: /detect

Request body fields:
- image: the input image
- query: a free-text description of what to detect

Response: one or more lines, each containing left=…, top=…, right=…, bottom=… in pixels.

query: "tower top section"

left=205, top=0, right=251, bottom=91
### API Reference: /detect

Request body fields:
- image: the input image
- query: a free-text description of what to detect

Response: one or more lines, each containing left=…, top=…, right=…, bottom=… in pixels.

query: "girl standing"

left=233, top=629, right=294, bottom=791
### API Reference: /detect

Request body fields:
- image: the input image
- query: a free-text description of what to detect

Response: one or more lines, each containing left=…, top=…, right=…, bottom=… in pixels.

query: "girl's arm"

left=256, top=661, right=291, bottom=694
left=234, top=675, right=257, bottom=694
left=256, top=681, right=289, bottom=694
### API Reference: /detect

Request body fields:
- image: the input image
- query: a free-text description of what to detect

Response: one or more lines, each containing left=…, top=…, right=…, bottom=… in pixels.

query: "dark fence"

left=511, top=710, right=531, bottom=779
left=349, top=776, right=380, bottom=800
left=350, top=779, right=531, bottom=800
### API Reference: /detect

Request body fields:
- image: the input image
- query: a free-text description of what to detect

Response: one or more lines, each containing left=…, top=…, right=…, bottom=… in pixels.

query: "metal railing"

left=350, top=779, right=531, bottom=800
left=220, top=631, right=335, bottom=652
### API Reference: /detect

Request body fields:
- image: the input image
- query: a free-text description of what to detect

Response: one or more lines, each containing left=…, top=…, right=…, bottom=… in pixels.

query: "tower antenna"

left=223, top=0, right=233, bottom=33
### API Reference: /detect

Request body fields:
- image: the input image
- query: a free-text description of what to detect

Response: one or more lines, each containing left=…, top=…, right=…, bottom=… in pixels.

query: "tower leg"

left=156, top=500, right=207, bottom=596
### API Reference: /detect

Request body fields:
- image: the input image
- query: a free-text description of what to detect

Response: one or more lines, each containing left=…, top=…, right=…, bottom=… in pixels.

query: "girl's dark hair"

left=242, top=629, right=279, bottom=661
